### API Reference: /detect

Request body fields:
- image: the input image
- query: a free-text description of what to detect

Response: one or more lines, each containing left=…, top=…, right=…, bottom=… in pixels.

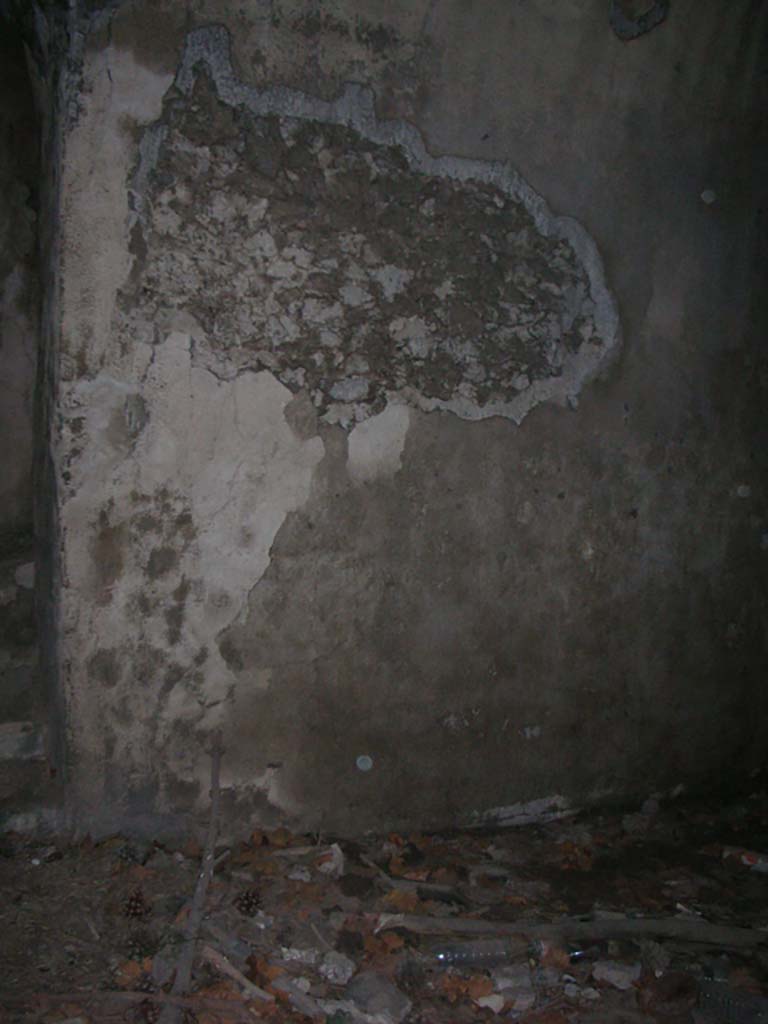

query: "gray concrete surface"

left=33, top=0, right=768, bottom=834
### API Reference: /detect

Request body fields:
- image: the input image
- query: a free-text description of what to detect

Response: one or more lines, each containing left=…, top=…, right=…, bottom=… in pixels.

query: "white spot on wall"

left=580, top=539, right=595, bottom=561
left=347, top=403, right=410, bottom=484
left=516, top=501, right=535, bottom=525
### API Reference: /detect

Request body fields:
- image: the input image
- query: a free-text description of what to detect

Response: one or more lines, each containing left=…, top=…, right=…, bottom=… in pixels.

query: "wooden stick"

left=359, top=853, right=469, bottom=904
left=160, top=731, right=225, bottom=1024
left=331, top=912, right=766, bottom=949
left=271, top=976, right=325, bottom=1019
left=199, top=944, right=273, bottom=1003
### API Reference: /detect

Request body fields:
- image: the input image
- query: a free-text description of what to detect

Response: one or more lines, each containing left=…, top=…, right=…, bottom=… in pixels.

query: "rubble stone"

left=346, top=970, right=412, bottom=1024
left=592, top=960, right=642, bottom=990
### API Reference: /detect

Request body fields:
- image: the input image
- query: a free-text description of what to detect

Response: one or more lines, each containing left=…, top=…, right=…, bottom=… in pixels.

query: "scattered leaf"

left=182, top=837, right=203, bottom=859
left=388, top=855, right=407, bottom=876
left=173, top=904, right=190, bottom=927
left=232, top=849, right=281, bottom=874
left=382, top=889, right=422, bottom=913
left=247, top=956, right=286, bottom=985
left=114, top=959, right=144, bottom=988
left=439, top=973, right=469, bottom=1003
left=266, top=827, right=293, bottom=848
left=538, top=941, right=571, bottom=970
left=196, top=980, right=241, bottom=1000
left=431, top=866, right=460, bottom=885
left=195, top=978, right=243, bottom=1019
left=558, top=841, right=594, bottom=872
left=438, top=971, right=493, bottom=1003
left=271, top=984, right=292, bottom=1005
left=402, top=868, right=430, bottom=882
left=466, top=974, right=494, bottom=1000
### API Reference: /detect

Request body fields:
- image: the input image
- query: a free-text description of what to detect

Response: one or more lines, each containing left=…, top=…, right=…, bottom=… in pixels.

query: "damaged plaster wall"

left=125, top=25, right=619, bottom=430
left=50, top=0, right=768, bottom=834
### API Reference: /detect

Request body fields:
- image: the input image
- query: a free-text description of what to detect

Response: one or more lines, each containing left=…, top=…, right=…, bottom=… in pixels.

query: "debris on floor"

left=2, top=790, right=768, bottom=1023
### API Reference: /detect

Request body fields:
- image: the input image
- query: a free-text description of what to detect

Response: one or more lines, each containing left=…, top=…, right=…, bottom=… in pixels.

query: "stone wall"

left=46, top=0, right=768, bottom=835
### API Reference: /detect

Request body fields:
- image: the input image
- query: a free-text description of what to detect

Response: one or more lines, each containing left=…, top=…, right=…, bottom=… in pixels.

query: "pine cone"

left=233, top=887, right=260, bottom=915
left=117, top=843, right=139, bottom=864
left=122, top=887, right=149, bottom=919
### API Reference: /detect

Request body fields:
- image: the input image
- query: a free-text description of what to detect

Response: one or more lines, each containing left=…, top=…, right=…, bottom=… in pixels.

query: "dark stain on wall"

left=87, top=648, right=121, bottom=690
left=147, top=545, right=178, bottom=579
left=91, top=510, right=126, bottom=604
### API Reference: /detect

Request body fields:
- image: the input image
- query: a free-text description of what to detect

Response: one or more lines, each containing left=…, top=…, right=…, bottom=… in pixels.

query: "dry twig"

left=336, top=912, right=767, bottom=949
left=199, top=944, right=273, bottom=1002
left=159, top=731, right=225, bottom=1024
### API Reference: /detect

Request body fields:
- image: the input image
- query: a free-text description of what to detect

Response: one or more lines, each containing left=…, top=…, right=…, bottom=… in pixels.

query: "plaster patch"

left=59, top=332, right=323, bottom=809
left=347, top=403, right=410, bottom=484
left=60, top=47, right=172, bottom=372
left=125, top=25, right=620, bottom=428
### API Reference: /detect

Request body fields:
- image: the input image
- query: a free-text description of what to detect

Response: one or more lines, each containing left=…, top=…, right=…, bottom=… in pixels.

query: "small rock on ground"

left=593, top=959, right=642, bottom=990
left=346, top=969, right=412, bottom=1024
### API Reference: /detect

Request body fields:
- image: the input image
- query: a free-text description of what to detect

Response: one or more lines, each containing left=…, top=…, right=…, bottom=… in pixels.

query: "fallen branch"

left=200, top=944, right=273, bottom=1003
left=330, top=912, right=766, bottom=949
left=0, top=989, right=255, bottom=1020
left=203, top=921, right=252, bottom=962
left=359, top=853, right=469, bottom=905
left=160, top=731, right=225, bottom=1024
left=271, top=975, right=325, bottom=1019
left=272, top=845, right=322, bottom=857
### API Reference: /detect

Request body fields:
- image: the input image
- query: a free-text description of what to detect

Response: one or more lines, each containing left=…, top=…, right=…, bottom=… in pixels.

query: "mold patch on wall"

left=123, top=25, right=619, bottom=428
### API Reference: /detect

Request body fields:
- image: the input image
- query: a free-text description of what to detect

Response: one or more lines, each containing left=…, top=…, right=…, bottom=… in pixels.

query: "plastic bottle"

left=429, top=938, right=595, bottom=969
left=430, top=938, right=527, bottom=968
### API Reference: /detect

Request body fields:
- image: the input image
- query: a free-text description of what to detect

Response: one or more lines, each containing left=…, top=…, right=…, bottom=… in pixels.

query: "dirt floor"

left=2, top=790, right=768, bottom=1024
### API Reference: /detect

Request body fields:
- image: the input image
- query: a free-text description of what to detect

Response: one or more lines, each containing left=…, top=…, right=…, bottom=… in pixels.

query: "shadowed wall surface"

left=31, top=0, right=768, bottom=835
